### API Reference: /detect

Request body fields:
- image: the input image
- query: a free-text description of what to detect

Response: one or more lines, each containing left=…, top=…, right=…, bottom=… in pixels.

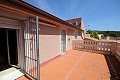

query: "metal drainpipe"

left=36, top=16, right=40, bottom=80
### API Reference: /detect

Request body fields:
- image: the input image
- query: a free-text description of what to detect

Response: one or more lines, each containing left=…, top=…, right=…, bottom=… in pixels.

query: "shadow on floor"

left=104, top=55, right=120, bottom=80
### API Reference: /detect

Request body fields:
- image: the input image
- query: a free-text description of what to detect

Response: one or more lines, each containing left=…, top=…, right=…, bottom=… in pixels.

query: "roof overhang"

left=0, top=0, right=83, bottom=31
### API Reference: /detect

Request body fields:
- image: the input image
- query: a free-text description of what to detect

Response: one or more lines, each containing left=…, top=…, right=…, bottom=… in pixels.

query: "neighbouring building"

left=107, top=36, right=120, bottom=40
left=0, top=0, right=85, bottom=79
left=98, top=34, right=103, bottom=40
left=85, top=34, right=91, bottom=38
left=66, top=18, right=86, bottom=39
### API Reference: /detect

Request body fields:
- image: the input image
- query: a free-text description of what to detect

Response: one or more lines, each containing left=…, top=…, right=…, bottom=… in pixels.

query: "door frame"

left=60, top=27, right=67, bottom=55
left=6, top=28, right=20, bottom=67
left=0, top=16, right=22, bottom=68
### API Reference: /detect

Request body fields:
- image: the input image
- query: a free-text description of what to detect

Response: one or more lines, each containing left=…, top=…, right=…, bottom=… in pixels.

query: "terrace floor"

left=18, top=50, right=120, bottom=80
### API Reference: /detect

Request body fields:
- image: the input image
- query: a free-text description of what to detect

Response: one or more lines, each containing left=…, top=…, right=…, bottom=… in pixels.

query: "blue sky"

left=25, top=0, right=120, bottom=31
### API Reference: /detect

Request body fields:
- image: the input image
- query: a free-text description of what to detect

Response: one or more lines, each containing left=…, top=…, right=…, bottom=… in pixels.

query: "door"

left=6, top=29, right=18, bottom=66
left=61, top=29, right=66, bottom=53
left=24, top=17, right=40, bottom=80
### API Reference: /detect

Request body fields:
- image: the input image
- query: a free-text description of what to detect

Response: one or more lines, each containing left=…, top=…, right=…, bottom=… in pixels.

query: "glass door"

left=6, top=29, right=18, bottom=66
left=61, top=29, right=66, bottom=53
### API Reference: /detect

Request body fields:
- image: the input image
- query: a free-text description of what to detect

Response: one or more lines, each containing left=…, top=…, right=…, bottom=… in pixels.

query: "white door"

left=61, top=29, right=66, bottom=54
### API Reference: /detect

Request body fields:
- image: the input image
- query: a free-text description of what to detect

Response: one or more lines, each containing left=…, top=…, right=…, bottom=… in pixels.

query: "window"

left=74, top=31, right=78, bottom=39
left=79, top=23, right=81, bottom=26
left=76, top=22, right=78, bottom=26
left=73, top=22, right=78, bottom=26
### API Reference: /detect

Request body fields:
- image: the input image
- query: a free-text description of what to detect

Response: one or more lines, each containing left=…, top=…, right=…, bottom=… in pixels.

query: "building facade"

left=66, top=18, right=86, bottom=39
left=0, top=0, right=85, bottom=79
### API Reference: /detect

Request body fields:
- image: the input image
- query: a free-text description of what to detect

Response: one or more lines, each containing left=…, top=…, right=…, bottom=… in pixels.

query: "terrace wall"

left=72, top=40, right=120, bottom=62
left=116, top=42, right=120, bottom=62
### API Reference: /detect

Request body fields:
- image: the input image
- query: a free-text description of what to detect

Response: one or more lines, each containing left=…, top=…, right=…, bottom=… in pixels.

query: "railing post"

left=110, top=42, right=117, bottom=56
left=36, top=16, right=40, bottom=80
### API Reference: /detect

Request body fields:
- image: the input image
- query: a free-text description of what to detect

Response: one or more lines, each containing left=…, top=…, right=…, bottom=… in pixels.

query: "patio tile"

left=18, top=50, right=120, bottom=80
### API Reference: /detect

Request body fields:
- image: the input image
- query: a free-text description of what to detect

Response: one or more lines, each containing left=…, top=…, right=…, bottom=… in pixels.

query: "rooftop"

left=18, top=50, right=120, bottom=80
left=66, top=18, right=82, bottom=27
left=0, top=0, right=83, bottom=31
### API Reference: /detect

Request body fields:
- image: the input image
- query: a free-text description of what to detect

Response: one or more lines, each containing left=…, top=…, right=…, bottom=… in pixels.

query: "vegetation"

left=87, top=30, right=99, bottom=39
left=95, top=31, right=120, bottom=37
left=87, top=30, right=120, bottom=39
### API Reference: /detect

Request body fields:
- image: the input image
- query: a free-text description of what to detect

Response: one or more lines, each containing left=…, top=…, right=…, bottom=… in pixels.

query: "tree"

left=87, top=30, right=92, bottom=34
left=104, top=31, right=109, bottom=37
left=94, top=32, right=99, bottom=39
left=90, top=31, right=94, bottom=38
left=89, top=30, right=99, bottom=40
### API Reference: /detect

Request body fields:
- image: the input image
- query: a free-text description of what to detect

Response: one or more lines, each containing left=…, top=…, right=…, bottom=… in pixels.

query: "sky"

left=25, top=0, right=120, bottom=31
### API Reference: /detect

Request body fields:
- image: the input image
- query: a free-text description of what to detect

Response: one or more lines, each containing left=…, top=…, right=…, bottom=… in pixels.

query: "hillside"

left=94, top=31, right=120, bottom=37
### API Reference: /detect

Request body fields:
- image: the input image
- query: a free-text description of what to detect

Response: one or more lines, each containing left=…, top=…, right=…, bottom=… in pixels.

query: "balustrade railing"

left=72, top=40, right=120, bottom=61
left=73, top=40, right=111, bottom=51
left=116, top=42, right=120, bottom=62
left=73, top=40, right=119, bottom=53
left=117, top=42, right=120, bottom=53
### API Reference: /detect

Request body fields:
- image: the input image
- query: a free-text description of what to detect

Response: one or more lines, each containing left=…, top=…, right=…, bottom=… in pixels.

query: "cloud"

left=32, top=0, right=53, bottom=14
left=25, top=0, right=62, bottom=19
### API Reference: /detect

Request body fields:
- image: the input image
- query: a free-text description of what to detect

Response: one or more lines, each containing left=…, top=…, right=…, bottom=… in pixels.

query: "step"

left=0, top=67, right=24, bottom=80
